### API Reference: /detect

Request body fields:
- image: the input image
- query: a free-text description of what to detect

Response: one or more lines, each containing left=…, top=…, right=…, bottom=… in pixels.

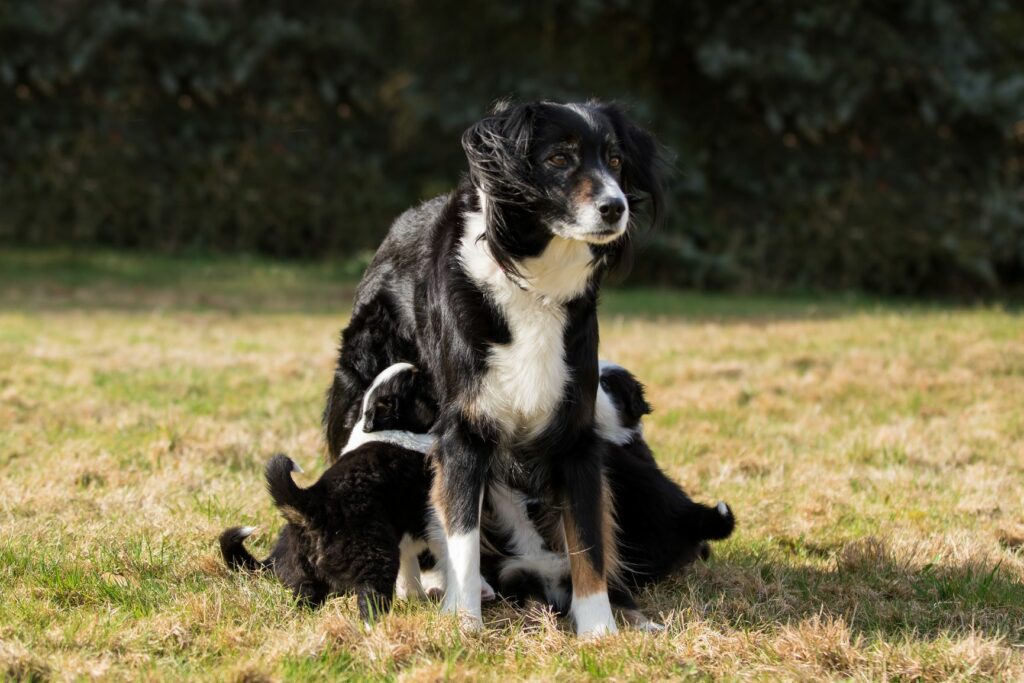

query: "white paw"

left=459, top=611, right=484, bottom=632
left=572, top=593, right=618, bottom=639
left=717, top=500, right=730, bottom=516
left=441, top=593, right=483, bottom=631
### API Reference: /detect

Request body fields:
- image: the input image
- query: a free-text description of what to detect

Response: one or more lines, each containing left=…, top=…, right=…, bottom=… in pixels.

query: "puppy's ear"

left=620, top=375, right=653, bottom=425
left=597, top=103, right=668, bottom=230
left=363, top=397, right=397, bottom=433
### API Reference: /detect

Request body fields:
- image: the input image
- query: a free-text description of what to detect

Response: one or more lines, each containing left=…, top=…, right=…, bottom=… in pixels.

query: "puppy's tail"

left=265, top=453, right=309, bottom=523
left=684, top=500, right=736, bottom=544
left=219, top=526, right=267, bottom=572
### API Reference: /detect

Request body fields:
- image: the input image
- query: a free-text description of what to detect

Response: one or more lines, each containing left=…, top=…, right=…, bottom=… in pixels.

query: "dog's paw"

left=442, top=592, right=484, bottom=631
left=459, top=611, right=484, bottom=632
left=572, top=594, right=618, bottom=639
left=717, top=500, right=730, bottom=517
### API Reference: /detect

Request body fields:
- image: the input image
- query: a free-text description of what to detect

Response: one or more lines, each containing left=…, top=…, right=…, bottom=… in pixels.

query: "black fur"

left=481, top=364, right=736, bottom=611
left=222, top=368, right=436, bottom=622
left=319, top=100, right=666, bottom=627
left=602, top=364, right=735, bottom=586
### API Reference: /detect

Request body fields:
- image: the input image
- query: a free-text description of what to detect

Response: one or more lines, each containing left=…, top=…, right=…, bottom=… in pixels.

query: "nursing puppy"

left=323, top=100, right=665, bottom=636
left=483, top=363, right=735, bottom=628
left=220, top=363, right=440, bottom=622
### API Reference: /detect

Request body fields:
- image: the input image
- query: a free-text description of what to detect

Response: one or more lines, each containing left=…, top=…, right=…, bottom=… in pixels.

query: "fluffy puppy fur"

left=481, top=363, right=735, bottom=628
left=220, top=364, right=439, bottom=622
left=597, top=363, right=735, bottom=586
left=322, top=100, right=666, bottom=636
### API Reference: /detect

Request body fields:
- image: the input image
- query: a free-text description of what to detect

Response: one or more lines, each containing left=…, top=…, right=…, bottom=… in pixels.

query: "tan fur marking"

left=572, top=176, right=595, bottom=205
left=601, top=481, right=622, bottom=586
left=279, top=505, right=307, bottom=528
left=563, top=474, right=621, bottom=598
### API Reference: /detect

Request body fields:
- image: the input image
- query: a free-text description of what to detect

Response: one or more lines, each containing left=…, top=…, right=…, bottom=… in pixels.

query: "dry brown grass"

left=1, top=252, right=1022, bottom=681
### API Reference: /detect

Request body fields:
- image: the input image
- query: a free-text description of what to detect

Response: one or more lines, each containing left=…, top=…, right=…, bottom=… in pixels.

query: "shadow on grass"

left=652, top=535, right=1024, bottom=644
left=4, top=248, right=1017, bottom=319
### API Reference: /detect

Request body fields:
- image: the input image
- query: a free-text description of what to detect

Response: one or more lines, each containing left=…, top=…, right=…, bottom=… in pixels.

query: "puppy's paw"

left=618, top=608, right=665, bottom=633
left=481, top=576, right=496, bottom=602
left=637, top=620, right=666, bottom=633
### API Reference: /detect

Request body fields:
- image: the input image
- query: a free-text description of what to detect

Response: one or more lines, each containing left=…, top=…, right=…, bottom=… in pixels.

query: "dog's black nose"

left=598, top=198, right=625, bottom=223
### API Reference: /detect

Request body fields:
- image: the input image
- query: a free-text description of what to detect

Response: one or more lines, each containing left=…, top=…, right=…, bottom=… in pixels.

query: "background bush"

left=2, top=0, right=1023, bottom=295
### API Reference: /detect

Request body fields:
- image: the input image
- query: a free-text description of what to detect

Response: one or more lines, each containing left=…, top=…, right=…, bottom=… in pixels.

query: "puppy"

left=597, top=362, right=736, bottom=587
left=482, top=362, right=735, bottom=628
left=220, top=363, right=441, bottom=622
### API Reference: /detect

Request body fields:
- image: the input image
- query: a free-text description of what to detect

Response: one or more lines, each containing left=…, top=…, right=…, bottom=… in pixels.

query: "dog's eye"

left=547, top=153, right=570, bottom=168
left=608, top=155, right=622, bottom=170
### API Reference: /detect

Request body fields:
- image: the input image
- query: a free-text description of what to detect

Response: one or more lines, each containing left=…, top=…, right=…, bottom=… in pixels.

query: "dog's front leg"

left=561, top=438, right=619, bottom=637
left=433, top=417, right=492, bottom=630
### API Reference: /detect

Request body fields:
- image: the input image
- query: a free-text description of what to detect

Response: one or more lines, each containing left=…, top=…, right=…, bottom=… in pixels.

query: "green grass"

left=1, top=249, right=1023, bottom=681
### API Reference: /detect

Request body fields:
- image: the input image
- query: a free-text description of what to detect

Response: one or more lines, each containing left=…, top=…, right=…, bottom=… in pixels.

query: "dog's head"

left=462, top=100, right=666, bottom=272
left=361, top=363, right=437, bottom=434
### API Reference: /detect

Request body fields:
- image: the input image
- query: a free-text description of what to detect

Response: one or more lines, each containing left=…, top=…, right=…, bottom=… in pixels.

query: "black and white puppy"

left=220, top=363, right=441, bottom=622
left=482, top=362, right=735, bottom=629
left=323, top=100, right=665, bottom=636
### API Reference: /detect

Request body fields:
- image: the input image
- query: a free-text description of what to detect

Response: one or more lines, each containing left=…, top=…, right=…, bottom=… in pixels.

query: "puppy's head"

left=595, top=361, right=652, bottom=445
left=361, top=362, right=437, bottom=434
left=462, top=100, right=666, bottom=270
left=599, top=362, right=652, bottom=432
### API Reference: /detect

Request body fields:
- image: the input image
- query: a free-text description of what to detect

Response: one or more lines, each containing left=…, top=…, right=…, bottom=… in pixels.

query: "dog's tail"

left=219, top=526, right=267, bottom=572
left=683, top=500, right=736, bottom=544
left=265, top=453, right=310, bottom=525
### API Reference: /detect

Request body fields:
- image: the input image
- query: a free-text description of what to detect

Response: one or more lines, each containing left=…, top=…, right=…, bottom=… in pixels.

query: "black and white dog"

left=323, top=100, right=665, bottom=636
left=220, top=363, right=441, bottom=622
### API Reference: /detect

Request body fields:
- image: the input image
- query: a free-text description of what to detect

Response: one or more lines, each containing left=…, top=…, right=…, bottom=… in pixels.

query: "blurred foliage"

left=1, top=0, right=1023, bottom=294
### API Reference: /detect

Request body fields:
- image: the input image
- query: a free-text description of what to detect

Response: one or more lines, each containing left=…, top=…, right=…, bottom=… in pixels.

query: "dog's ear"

left=462, top=100, right=539, bottom=276
left=596, top=103, right=668, bottom=230
left=461, top=100, right=538, bottom=204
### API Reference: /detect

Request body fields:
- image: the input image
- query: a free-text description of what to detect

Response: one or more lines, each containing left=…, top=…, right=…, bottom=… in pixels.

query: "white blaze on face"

left=574, top=172, right=629, bottom=242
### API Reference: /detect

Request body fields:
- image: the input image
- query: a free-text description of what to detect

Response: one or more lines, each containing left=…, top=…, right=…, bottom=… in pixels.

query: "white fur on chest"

left=458, top=203, right=594, bottom=438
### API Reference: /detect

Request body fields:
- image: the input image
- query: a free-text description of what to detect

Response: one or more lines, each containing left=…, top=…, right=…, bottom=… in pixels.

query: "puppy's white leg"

left=395, top=535, right=428, bottom=600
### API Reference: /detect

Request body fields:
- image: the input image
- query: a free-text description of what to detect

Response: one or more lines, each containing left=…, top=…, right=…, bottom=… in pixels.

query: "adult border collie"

left=323, top=100, right=664, bottom=636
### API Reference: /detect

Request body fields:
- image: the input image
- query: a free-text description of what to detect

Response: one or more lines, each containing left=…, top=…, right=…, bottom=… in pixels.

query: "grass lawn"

left=1, top=249, right=1023, bottom=681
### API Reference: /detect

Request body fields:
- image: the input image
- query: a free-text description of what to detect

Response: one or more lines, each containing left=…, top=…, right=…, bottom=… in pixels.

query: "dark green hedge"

left=2, top=0, right=1023, bottom=294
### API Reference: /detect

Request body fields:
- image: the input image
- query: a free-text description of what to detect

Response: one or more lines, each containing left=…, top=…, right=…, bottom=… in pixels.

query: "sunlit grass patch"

left=1, top=251, right=1022, bottom=680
